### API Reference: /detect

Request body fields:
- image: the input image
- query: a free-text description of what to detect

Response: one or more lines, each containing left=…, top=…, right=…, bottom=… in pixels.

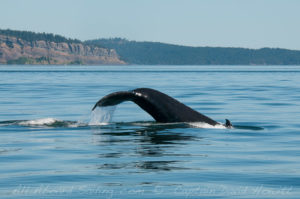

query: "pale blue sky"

left=1, top=0, right=299, bottom=49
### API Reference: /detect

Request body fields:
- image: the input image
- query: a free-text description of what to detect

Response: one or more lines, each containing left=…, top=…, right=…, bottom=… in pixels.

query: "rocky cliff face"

left=0, top=35, right=125, bottom=65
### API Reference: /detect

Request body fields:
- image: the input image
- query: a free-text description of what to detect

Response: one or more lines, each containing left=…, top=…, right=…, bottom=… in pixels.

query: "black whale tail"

left=92, top=91, right=133, bottom=108
left=93, top=88, right=225, bottom=126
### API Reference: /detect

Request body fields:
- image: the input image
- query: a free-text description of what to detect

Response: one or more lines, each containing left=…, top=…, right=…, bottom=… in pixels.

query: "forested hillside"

left=86, top=38, right=300, bottom=65
left=2, top=28, right=300, bottom=65
left=0, top=29, right=81, bottom=44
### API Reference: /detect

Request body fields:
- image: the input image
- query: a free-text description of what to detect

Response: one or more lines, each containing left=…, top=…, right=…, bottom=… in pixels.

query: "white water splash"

left=1, top=117, right=87, bottom=128
left=89, top=106, right=116, bottom=125
left=19, top=118, right=59, bottom=126
left=189, top=122, right=227, bottom=129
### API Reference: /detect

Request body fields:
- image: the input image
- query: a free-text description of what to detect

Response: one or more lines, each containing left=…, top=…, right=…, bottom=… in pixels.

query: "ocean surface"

left=0, top=65, right=300, bottom=198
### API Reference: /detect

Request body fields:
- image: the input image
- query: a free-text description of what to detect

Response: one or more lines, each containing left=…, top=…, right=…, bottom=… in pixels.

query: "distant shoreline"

left=1, top=29, right=300, bottom=65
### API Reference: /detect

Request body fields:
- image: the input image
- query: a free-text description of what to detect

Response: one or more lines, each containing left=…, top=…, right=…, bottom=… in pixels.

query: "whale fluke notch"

left=93, top=88, right=224, bottom=126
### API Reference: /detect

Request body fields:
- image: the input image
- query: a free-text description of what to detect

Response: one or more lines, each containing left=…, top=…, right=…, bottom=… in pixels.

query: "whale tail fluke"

left=92, top=88, right=222, bottom=126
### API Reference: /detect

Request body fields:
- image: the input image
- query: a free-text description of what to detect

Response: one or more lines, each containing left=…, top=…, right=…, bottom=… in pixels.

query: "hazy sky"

left=1, top=0, right=299, bottom=49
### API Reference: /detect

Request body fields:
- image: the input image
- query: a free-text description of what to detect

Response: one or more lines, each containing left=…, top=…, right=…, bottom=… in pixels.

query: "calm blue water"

left=0, top=65, right=300, bottom=198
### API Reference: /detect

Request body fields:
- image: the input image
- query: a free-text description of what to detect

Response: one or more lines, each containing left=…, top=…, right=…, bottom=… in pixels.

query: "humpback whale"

left=92, top=88, right=232, bottom=128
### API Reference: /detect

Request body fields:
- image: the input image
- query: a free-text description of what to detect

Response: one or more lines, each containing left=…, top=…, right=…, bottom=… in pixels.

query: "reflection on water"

left=91, top=123, right=199, bottom=172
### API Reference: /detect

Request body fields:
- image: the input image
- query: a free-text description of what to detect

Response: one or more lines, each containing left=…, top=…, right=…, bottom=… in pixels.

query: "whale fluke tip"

left=225, top=119, right=232, bottom=128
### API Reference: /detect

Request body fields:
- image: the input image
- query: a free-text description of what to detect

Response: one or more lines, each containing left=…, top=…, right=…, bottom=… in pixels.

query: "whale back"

left=93, top=88, right=218, bottom=125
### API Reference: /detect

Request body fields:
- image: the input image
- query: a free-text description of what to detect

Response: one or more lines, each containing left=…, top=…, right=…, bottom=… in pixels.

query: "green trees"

left=86, top=38, right=300, bottom=65
left=0, top=29, right=81, bottom=44
left=5, top=37, right=14, bottom=48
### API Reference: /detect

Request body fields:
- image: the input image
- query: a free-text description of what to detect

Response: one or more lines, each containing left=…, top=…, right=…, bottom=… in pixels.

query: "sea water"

left=0, top=65, right=300, bottom=198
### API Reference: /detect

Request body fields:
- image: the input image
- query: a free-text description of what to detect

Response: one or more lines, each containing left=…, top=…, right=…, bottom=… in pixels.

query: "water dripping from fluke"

left=89, top=106, right=116, bottom=126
